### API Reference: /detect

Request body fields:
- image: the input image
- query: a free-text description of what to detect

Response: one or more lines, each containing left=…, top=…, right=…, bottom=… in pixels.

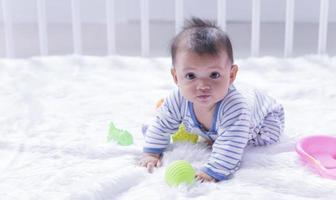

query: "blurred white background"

left=0, top=0, right=335, bottom=58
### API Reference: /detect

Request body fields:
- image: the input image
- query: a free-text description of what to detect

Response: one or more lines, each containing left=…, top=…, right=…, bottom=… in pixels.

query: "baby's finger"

left=197, top=178, right=204, bottom=183
left=195, top=175, right=202, bottom=182
left=138, top=160, right=143, bottom=166
left=156, top=159, right=162, bottom=167
left=147, top=162, right=154, bottom=173
left=138, top=158, right=147, bottom=167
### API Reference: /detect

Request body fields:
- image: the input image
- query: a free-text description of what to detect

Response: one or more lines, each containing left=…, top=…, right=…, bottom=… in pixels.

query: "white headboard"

left=0, top=0, right=334, bottom=58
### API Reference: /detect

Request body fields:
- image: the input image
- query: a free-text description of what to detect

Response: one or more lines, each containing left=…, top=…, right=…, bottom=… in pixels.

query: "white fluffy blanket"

left=0, top=55, right=336, bottom=199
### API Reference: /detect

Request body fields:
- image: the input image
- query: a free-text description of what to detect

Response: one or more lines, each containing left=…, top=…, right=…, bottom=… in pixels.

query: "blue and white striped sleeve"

left=143, top=89, right=183, bottom=154
left=202, top=93, right=251, bottom=181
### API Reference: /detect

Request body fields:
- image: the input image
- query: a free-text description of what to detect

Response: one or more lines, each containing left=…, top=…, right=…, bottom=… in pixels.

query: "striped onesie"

left=143, top=84, right=285, bottom=181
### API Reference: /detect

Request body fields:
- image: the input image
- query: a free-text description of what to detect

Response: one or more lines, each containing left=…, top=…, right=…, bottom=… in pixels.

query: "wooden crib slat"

left=71, top=0, right=82, bottom=55
left=318, top=0, right=329, bottom=55
left=37, top=0, right=48, bottom=56
left=284, top=0, right=295, bottom=57
left=251, top=0, right=260, bottom=57
left=2, top=0, right=14, bottom=58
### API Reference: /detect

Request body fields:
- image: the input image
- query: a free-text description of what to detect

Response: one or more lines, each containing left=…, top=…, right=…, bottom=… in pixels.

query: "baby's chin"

left=192, top=97, right=217, bottom=107
left=193, top=96, right=226, bottom=107
left=195, top=95, right=212, bottom=104
left=183, top=93, right=224, bottom=106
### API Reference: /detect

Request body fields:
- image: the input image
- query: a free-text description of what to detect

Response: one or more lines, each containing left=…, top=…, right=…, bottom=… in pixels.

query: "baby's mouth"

left=196, top=95, right=211, bottom=101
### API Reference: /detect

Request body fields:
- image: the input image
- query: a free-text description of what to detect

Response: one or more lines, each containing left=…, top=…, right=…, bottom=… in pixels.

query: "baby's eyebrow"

left=207, top=65, right=227, bottom=70
left=187, top=64, right=224, bottom=69
left=181, top=64, right=227, bottom=74
left=182, top=67, right=197, bottom=72
left=183, top=67, right=195, bottom=71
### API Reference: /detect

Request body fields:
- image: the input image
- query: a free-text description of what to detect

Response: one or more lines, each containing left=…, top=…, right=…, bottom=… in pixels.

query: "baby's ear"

left=229, top=64, right=238, bottom=84
left=171, top=68, right=178, bottom=84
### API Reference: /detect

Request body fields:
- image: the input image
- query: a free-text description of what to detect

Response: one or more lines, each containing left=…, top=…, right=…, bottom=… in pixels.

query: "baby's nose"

left=196, top=80, right=211, bottom=91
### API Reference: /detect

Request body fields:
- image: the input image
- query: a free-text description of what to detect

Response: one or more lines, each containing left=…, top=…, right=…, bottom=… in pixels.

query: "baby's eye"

left=210, top=72, right=221, bottom=79
left=185, top=73, right=196, bottom=80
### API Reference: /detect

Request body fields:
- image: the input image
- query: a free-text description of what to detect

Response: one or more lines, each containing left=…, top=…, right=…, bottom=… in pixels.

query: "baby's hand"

left=138, top=153, right=162, bottom=173
left=195, top=171, right=216, bottom=183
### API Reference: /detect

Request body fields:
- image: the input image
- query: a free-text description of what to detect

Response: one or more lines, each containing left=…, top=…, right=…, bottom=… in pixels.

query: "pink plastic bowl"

left=296, top=135, right=336, bottom=180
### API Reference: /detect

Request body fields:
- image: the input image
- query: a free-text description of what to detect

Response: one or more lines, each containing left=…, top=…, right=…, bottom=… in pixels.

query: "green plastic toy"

left=172, top=124, right=199, bottom=144
left=107, top=122, right=133, bottom=146
left=165, top=160, right=195, bottom=186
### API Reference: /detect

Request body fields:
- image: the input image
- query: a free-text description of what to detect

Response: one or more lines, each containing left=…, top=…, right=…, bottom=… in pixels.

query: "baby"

left=139, top=18, right=285, bottom=182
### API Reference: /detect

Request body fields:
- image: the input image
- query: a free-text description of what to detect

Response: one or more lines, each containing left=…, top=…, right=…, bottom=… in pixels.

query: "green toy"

left=172, top=124, right=199, bottom=144
left=107, top=122, right=133, bottom=146
left=165, top=160, right=195, bottom=186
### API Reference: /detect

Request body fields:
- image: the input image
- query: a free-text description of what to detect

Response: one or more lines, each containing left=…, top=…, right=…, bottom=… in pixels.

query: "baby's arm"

left=140, top=89, right=183, bottom=171
left=202, top=109, right=251, bottom=181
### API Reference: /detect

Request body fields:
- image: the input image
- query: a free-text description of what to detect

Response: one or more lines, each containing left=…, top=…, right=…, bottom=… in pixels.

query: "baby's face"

left=171, top=50, right=237, bottom=109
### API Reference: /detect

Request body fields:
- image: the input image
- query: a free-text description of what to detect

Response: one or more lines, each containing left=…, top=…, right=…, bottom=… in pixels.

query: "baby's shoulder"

left=233, top=83, right=272, bottom=98
left=162, top=88, right=188, bottom=111
left=218, top=85, right=254, bottom=116
left=222, top=85, right=250, bottom=106
left=165, top=88, right=185, bottom=104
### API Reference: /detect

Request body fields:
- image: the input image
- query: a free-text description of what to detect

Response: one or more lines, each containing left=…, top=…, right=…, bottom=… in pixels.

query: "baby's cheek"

left=214, top=83, right=229, bottom=94
left=180, top=87, right=193, bottom=97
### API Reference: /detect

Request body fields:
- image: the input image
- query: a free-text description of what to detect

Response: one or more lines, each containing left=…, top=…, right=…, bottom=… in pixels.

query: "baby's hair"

left=170, top=17, right=234, bottom=65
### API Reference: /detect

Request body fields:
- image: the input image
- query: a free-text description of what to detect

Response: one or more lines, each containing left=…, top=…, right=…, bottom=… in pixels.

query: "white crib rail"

left=106, top=0, right=116, bottom=55
left=284, top=0, right=295, bottom=57
left=2, top=0, right=14, bottom=58
left=175, top=0, right=183, bottom=35
left=318, top=0, right=329, bottom=55
left=140, top=0, right=149, bottom=56
left=251, top=0, right=260, bottom=57
left=71, top=0, right=82, bottom=55
left=0, top=0, right=332, bottom=58
left=37, top=0, right=48, bottom=56
left=217, top=0, right=227, bottom=31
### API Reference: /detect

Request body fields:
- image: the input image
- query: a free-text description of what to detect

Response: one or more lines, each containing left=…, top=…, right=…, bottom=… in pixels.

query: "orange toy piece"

left=155, top=98, right=165, bottom=109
